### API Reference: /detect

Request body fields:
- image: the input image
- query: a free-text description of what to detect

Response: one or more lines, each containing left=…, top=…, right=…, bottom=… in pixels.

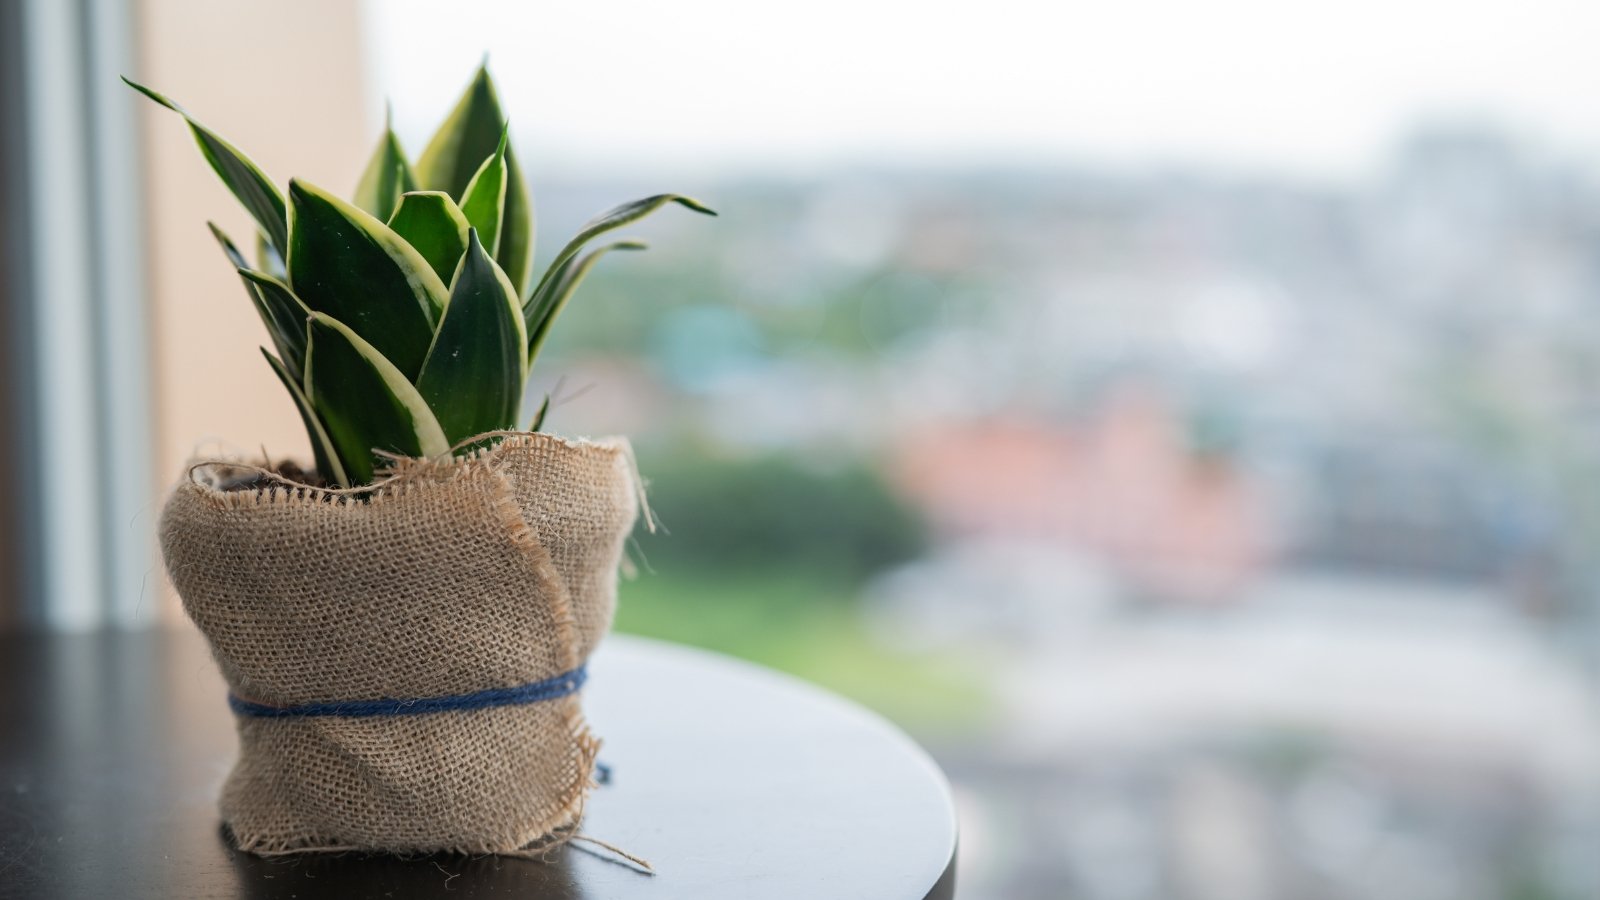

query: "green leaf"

left=305, top=313, right=450, bottom=484
left=262, top=348, right=349, bottom=488
left=525, top=240, right=647, bottom=366
left=286, top=179, right=448, bottom=379
left=528, top=194, right=715, bottom=303
left=415, top=229, right=527, bottom=445
left=415, top=65, right=503, bottom=198
left=238, top=269, right=311, bottom=378
left=387, top=191, right=470, bottom=286
left=207, top=221, right=249, bottom=269
left=209, top=223, right=308, bottom=376
left=458, top=128, right=508, bottom=256
left=123, top=77, right=288, bottom=255
left=353, top=120, right=418, bottom=221
left=499, top=146, right=534, bottom=297
left=528, top=393, right=551, bottom=432
left=256, top=232, right=286, bottom=279
left=414, top=65, right=534, bottom=295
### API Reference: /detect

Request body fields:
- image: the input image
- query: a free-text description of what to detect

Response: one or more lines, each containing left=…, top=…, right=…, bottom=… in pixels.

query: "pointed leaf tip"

left=528, top=193, right=714, bottom=304
left=127, top=79, right=288, bottom=253
left=353, top=125, right=418, bottom=221
left=121, top=76, right=183, bottom=113
left=529, top=393, right=551, bottom=432
left=458, top=138, right=509, bottom=257
left=206, top=221, right=249, bottom=269
left=415, top=66, right=532, bottom=293
left=676, top=196, right=718, bottom=216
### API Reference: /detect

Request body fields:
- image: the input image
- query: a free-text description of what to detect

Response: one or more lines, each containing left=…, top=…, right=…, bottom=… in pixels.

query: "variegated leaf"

left=287, top=179, right=448, bottom=379
left=304, top=313, right=450, bottom=484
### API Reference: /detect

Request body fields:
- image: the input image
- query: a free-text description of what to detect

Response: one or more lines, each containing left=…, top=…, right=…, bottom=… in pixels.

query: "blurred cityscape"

left=527, top=125, right=1600, bottom=899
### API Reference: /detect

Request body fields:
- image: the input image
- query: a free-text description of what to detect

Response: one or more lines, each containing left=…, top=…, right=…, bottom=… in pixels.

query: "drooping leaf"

left=286, top=179, right=448, bottom=379
left=123, top=77, right=288, bottom=255
left=415, top=229, right=526, bottom=444
left=527, top=194, right=715, bottom=303
left=262, top=348, right=349, bottom=488
left=387, top=191, right=470, bottom=285
left=525, top=240, right=646, bottom=366
left=414, top=65, right=534, bottom=294
left=458, top=129, right=508, bottom=256
left=209, top=223, right=308, bottom=375
left=353, top=120, right=418, bottom=221
left=305, top=313, right=450, bottom=484
left=238, top=269, right=311, bottom=377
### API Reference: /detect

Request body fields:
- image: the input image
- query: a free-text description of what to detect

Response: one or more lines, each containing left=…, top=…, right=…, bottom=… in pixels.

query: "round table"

left=0, top=629, right=958, bottom=899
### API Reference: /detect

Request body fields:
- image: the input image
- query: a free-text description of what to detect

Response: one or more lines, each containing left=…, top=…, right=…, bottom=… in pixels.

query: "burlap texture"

left=159, top=433, right=640, bottom=856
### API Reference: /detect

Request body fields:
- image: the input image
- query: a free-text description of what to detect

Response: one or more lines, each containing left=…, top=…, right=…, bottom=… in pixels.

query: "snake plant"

left=127, top=67, right=714, bottom=487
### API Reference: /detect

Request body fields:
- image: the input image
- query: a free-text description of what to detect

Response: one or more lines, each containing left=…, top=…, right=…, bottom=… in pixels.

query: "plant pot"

left=159, top=433, right=640, bottom=856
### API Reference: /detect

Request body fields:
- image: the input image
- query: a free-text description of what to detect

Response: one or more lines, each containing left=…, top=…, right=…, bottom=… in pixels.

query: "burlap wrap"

left=158, top=433, right=640, bottom=856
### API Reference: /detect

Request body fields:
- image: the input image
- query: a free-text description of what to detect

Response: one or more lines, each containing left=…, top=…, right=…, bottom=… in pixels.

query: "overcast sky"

left=366, top=0, right=1600, bottom=181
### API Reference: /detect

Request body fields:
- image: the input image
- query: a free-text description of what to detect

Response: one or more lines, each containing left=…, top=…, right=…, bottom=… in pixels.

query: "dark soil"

left=213, top=460, right=329, bottom=493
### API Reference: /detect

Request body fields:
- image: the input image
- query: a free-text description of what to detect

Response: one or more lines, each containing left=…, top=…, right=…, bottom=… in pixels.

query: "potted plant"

left=132, top=66, right=712, bottom=858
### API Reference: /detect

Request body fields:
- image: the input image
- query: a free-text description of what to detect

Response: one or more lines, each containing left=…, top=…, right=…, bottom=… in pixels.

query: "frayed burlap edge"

left=185, top=431, right=644, bottom=510
left=168, top=432, right=640, bottom=859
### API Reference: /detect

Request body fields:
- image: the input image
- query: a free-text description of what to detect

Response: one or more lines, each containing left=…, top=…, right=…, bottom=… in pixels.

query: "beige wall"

left=136, top=1, right=372, bottom=619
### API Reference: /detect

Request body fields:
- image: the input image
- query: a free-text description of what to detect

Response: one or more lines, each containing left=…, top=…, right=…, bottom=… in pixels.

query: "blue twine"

left=228, top=665, right=588, bottom=719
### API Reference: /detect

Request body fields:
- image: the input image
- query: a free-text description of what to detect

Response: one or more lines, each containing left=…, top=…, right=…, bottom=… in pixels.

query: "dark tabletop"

left=0, top=628, right=957, bottom=899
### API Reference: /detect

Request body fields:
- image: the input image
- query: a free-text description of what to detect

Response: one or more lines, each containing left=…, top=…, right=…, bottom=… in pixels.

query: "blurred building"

left=890, top=386, right=1269, bottom=606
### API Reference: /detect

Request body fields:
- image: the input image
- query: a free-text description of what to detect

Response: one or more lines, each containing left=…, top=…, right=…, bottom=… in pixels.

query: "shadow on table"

left=222, top=825, right=596, bottom=900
